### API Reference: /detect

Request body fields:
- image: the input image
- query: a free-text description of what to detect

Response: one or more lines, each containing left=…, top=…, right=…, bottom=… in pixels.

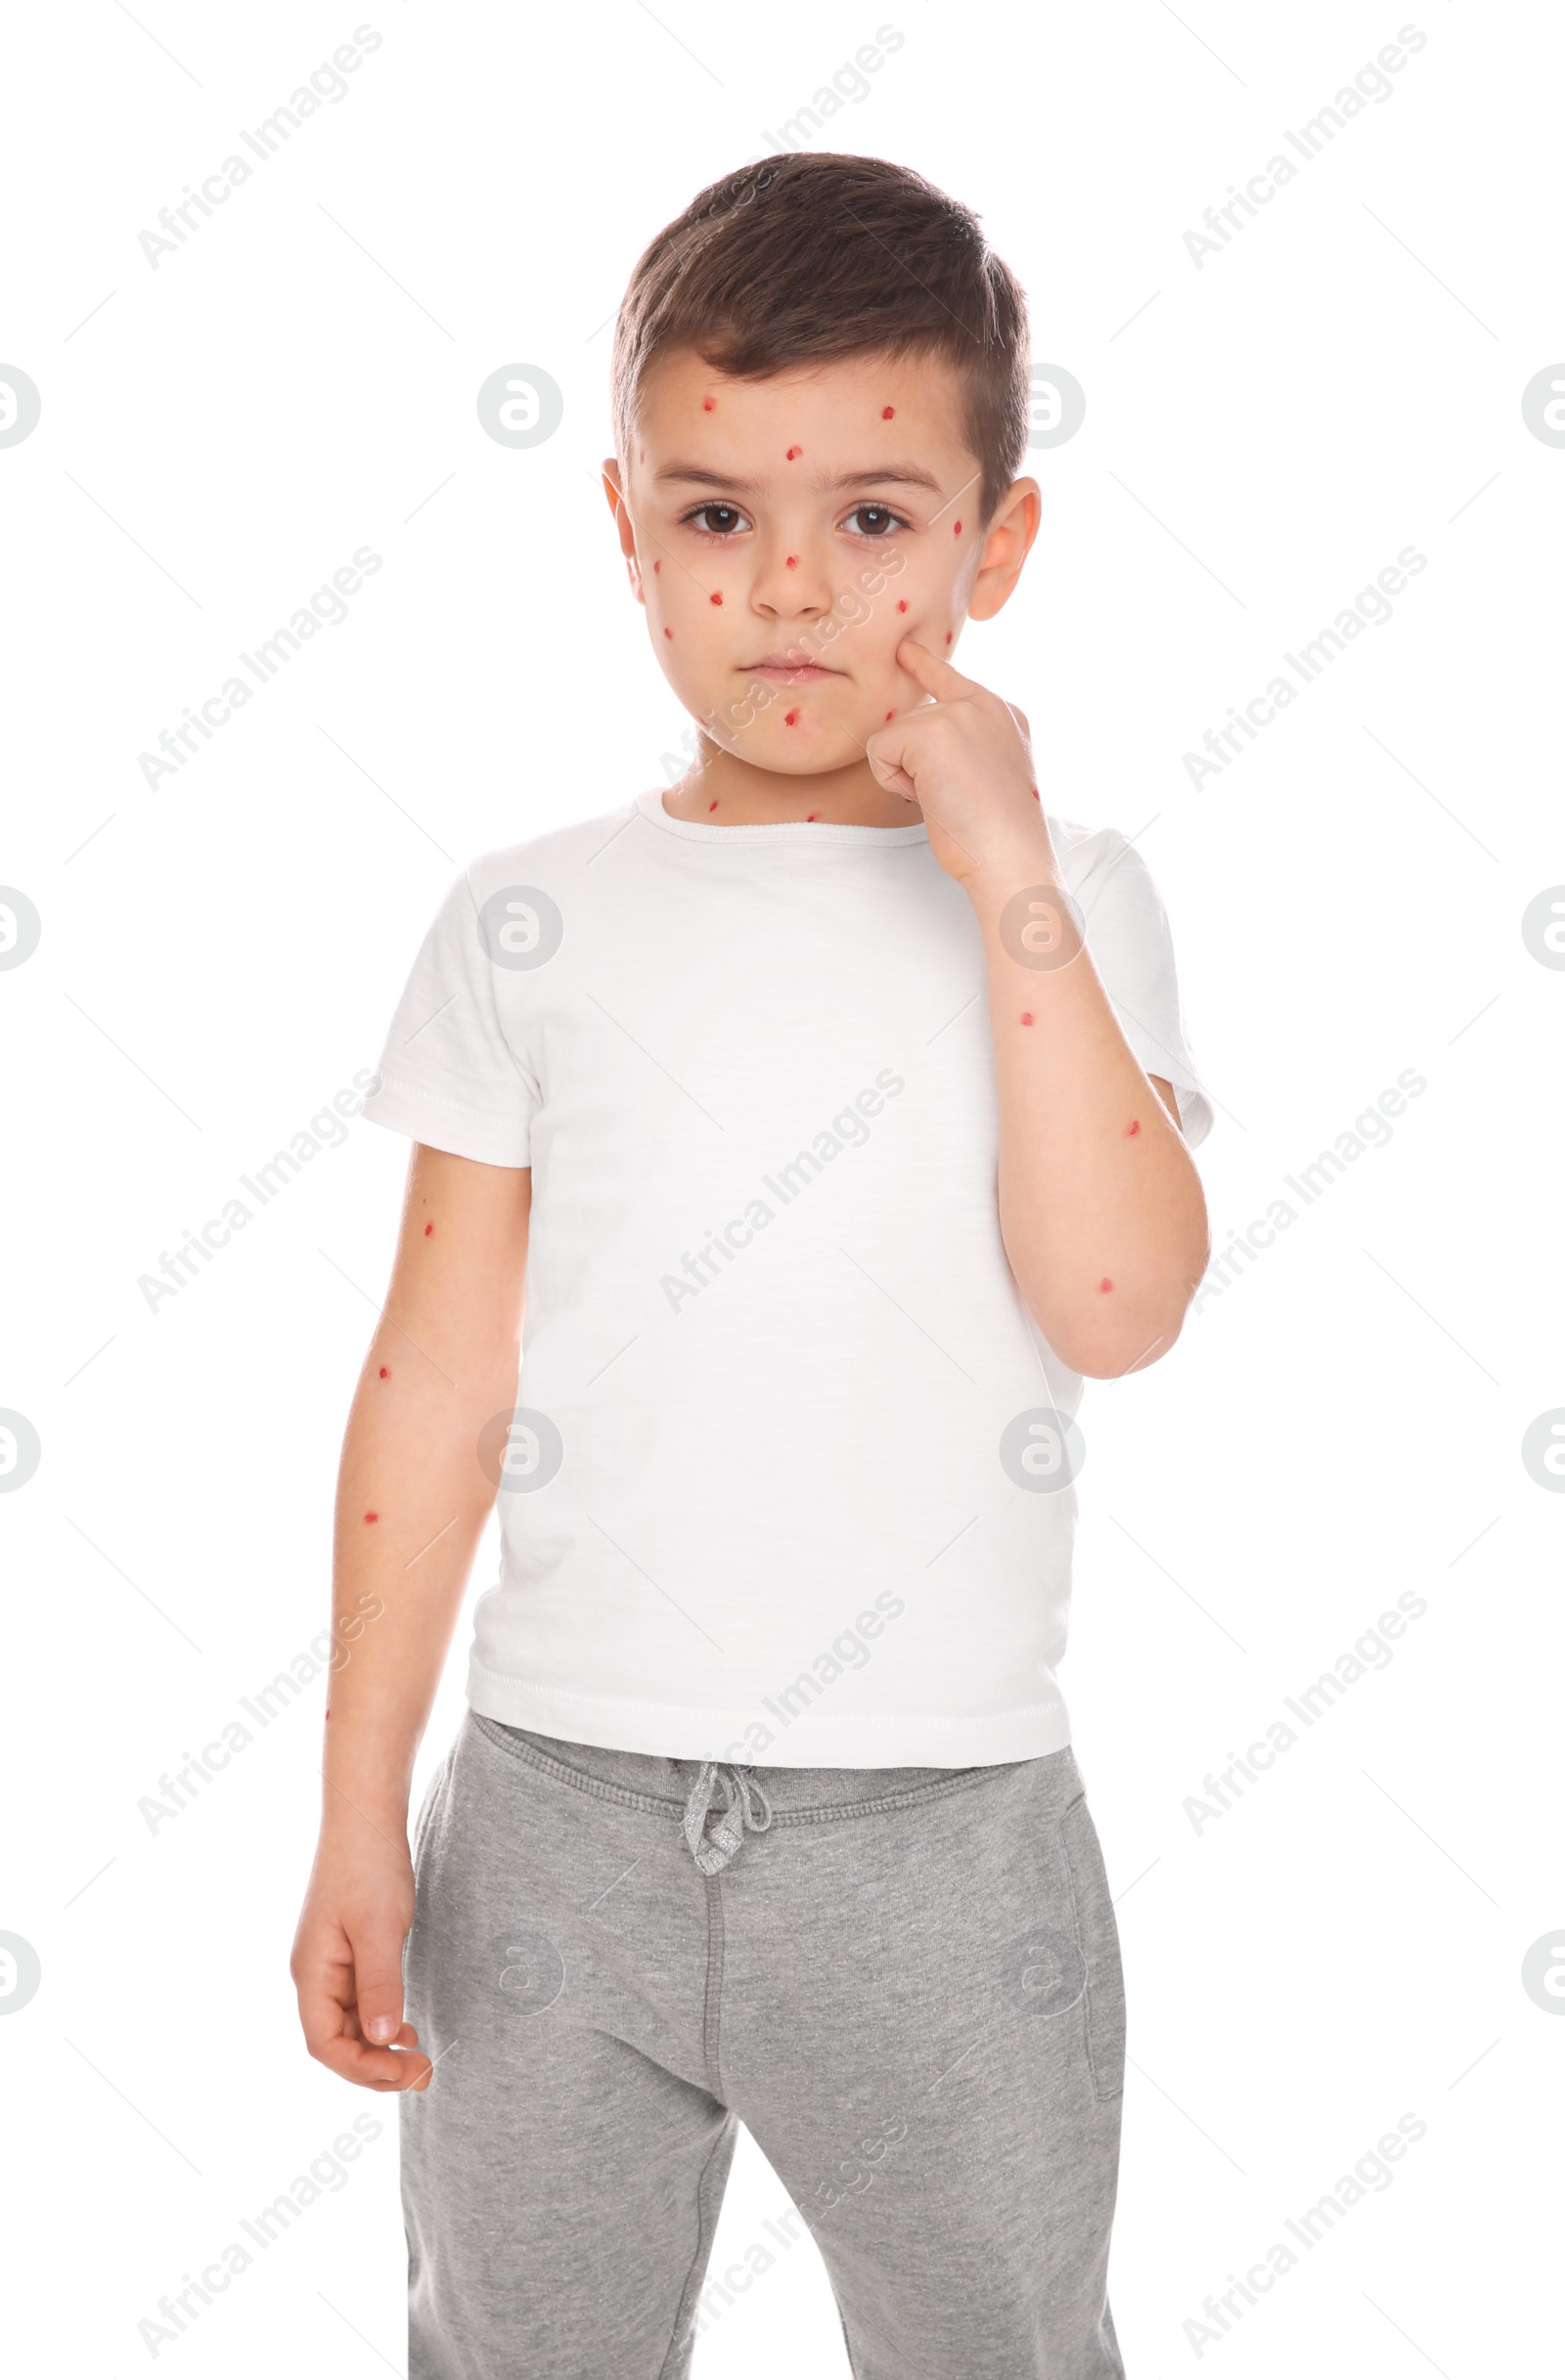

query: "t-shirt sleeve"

left=361, top=867, right=539, bottom=1167
left=1061, top=828, right=1214, bottom=1149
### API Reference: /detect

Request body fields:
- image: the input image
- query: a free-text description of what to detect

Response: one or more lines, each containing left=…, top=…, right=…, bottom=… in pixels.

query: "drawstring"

left=682, top=1762, right=774, bottom=1874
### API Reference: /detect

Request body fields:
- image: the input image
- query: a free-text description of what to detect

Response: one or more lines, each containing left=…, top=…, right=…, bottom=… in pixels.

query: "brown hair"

left=611, top=154, right=1030, bottom=523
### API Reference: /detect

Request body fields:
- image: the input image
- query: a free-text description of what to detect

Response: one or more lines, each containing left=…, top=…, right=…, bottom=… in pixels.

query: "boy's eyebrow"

left=653, top=462, right=946, bottom=496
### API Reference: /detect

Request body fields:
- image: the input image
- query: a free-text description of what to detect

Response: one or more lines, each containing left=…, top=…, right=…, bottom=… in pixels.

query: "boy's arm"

left=291, top=1142, right=530, bottom=2091
left=872, top=639, right=1210, bottom=1380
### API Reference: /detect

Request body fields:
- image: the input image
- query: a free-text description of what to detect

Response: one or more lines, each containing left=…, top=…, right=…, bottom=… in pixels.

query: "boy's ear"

left=966, top=478, right=1042, bottom=623
left=602, top=459, right=645, bottom=604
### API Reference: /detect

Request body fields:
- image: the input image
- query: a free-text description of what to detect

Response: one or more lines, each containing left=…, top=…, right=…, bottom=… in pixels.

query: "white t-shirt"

left=363, top=786, right=1211, bottom=1768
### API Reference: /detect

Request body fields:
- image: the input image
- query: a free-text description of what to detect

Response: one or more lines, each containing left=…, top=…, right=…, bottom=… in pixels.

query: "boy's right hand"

left=291, top=1829, right=433, bottom=2092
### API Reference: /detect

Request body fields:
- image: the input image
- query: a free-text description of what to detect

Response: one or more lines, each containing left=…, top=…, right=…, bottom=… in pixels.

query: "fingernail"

left=368, top=2014, right=396, bottom=2043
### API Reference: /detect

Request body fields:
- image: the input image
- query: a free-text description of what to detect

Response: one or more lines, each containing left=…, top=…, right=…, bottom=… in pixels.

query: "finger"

left=863, top=732, right=920, bottom=803
left=895, top=637, right=978, bottom=703
left=348, top=1917, right=409, bottom=2049
left=299, top=1982, right=423, bottom=2090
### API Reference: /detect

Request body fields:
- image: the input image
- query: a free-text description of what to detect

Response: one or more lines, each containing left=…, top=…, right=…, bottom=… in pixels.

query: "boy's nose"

left=749, top=540, right=830, bottom=620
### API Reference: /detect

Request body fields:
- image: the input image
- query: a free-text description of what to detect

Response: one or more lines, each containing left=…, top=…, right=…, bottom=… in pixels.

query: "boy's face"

left=604, top=348, right=1038, bottom=778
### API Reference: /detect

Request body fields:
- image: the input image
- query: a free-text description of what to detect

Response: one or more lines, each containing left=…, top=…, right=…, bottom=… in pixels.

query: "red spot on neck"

left=1125, top=1118, right=1141, bottom=1137
left=424, top=1222, right=433, bottom=1236
left=783, top=708, right=800, bottom=725
left=709, top=591, right=723, bottom=605
left=363, top=1511, right=379, bottom=1524
left=806, top=813, right=819, bottom=821
left=881, top=405, right=895, bottom=419
left=1097, top=1278, right=1114, bottom=1295
left=954, top=520, right=962, bottom=536
left=785, top=446, right=801, bottom=460
left=1019, top=1011, right=1035, bottom=1027
left=379, top=1365, right=389, bottom=1379
left=708, top=799, right=718, bottom=812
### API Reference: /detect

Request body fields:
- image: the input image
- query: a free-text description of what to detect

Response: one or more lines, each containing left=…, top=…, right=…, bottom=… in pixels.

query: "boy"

left=292, top=152, right=1212, bottom=2379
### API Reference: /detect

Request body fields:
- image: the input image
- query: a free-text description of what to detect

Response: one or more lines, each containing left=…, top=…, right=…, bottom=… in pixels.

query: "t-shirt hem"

left=362, top=1071, right=531, bottom=1168
left=466, top=1657, right=1072, bottom=1769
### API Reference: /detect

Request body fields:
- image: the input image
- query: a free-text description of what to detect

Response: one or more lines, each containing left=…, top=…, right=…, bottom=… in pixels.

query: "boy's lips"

left=744, top=658, right=843, bottom=683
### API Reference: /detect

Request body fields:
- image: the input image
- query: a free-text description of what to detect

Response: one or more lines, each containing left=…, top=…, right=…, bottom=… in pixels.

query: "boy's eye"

left=841, top=504, right=904, bottom=538
left=686, top=503, right=750, bottom=535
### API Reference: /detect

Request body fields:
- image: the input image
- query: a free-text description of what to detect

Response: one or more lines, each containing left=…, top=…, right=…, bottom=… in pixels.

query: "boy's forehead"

left=631, top=346, right=975, bottom=471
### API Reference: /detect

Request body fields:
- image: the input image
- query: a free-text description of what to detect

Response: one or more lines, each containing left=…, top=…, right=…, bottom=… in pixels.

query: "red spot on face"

left=1125, top=1118, right=1141, bottom=1137
left=379, top=1366, right=389, bottom=1379
left=663, top=627, right=673, bottom=639
left=785, top=554, right=798, bottom=569
left=325, top=1707, right=331, bottom=1719
left=784, top=708, right=799, bottom=726
left=652, top=559, right=660, bottom=573
left=702, top=398, right=715, bottom=412
left=896, top=599, right=908, bottom=613
left=424, top=1222, right=433, bottom=1237
left=1029, top=783, right=1040, bottom=801
left=881, top=405, right=895, bottom=419
left=1097, top=1278, right=1114, bottom=1295
left=708, top=799, right=718, bottom=812
left=363, top=1511, right=379, bottom=1524
left=785, top=446, right=801, bottom=460
left=1020, top=1011, right=1035, bottom=1027
left=945, top=632, right=953, bottom=644
left=709, top=592, right=723, bottom=605
left=954, top=520, right=962, bottom=536
left=885, top=710, right=895, bottom=721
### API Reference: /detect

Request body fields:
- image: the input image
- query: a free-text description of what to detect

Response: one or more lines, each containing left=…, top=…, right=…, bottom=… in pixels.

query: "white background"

left=3, top=1, right=1561, bottom=2371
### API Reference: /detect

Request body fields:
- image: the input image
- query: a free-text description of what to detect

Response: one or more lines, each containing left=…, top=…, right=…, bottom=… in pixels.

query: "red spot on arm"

left=424, top=1222, right=433, bottom=1236
left=896, top=599, right=908, bottom=613
left=1097, top=1278, right=1114, bottom=1295
left=785, top=446, right=801, bottom=460
left=784, top=708, right=799, bottom=725
left=1125, top=1118, right=1141, bottom=1137
left=881, top=405, right=895, bottom=419
left=709, top=591, right=723, bottom=604
left=954, top=520, right=962, bottom=536
left=363, top=1512, right=379, bottom=1524
left=1019, top=1011, right=1035, bottom=1026
left=379, top=1366, right=389, bottom=1379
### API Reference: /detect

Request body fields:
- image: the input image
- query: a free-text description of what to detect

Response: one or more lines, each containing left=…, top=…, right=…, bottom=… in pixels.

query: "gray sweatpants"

left=402, top=1711, right=1128, bottom=2379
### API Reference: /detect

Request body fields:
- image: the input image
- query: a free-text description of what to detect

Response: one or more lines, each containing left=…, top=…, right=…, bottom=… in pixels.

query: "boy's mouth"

left=745, top=657, right=844, bottom=683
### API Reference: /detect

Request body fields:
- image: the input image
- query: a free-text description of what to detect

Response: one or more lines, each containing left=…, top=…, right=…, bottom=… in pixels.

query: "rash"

left=709, top=592, right=723, bottom=604
left=785, top=555, right=798, bottom=569
left=896, top=599, right=908, bottom=613
left=1019, top=1012, right=1035, bottom=1027
left=784, top=709, right=799, bottom=726
left=785, top=446, right=802, bottom=460
left=424, top=1222, right=433, bottom=1236
left=1125, top=1118, right=1141, bottom=1137
left=954, top=521, right=962, bottom=536
left=709, top=799, right=719, bottom=812
left=702, top=398, right=715, bottom=412
left=379, top=1366, right=389, bottom=1379
left=363, top=1512, right=379, bottom=1524
left=1097, top=1279, right=1113, bottom=1295
left=663, top=627, right=673, bottom=639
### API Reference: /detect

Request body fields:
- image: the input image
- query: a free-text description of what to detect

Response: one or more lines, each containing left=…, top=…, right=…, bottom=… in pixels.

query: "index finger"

left=895, top=637, right=979, bottom=704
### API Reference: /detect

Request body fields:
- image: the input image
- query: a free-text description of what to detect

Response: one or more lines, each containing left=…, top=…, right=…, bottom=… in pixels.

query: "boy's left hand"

left=867, top=638, right=1051, bottom=887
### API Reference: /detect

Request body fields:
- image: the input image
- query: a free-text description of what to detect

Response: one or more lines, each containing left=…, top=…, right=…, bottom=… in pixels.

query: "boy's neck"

left=664, top=735, right=921, bottom=830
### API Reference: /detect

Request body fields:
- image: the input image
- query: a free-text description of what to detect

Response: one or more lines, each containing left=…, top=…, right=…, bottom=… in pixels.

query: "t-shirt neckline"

left=634, top=784, right=928, bottom=848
